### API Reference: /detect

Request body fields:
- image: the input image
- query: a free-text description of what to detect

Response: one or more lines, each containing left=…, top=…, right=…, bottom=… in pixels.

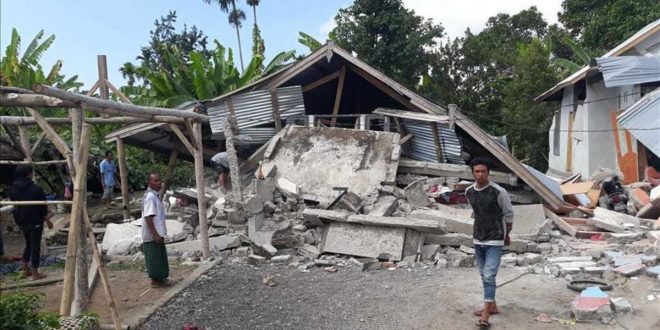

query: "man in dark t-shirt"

left=465, top=158, right=514, bottom=328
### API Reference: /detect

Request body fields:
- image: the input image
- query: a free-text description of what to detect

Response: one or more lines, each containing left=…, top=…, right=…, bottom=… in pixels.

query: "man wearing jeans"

left=465, top=158, right=514, bottom=328
left=99, top=151, right=116, bottom=208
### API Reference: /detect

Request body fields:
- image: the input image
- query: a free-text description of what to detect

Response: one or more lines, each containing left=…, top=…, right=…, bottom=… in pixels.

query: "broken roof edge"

left=535, top=19, right=660, bottom=102
left=373, top=108, right=450, bottom=123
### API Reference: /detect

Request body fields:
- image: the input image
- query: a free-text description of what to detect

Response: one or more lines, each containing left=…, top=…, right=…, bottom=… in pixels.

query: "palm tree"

left=247, top=0, right=264, bottom=57
left=203, top=0, right=246, bottom=72
left=247, top=0, right=260, bottom=26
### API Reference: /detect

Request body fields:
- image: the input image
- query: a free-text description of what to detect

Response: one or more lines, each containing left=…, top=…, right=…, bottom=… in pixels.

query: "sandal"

left=475, top=319, right=491, bottom=329
left=474, top=309, right=499, bottom=316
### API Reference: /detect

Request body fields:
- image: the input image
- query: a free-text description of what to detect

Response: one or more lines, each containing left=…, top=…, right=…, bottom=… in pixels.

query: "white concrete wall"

left=581, top=79, right=618, bottom=176
left=547, top=87, right=573, bottom=173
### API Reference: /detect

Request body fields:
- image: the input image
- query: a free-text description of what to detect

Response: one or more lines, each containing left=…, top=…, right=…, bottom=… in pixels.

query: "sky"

left=1, top=0, right=562, bottom=87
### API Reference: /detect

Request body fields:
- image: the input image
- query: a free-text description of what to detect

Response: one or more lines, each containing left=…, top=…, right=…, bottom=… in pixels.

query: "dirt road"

left=141, top=260, right=659, bottom=329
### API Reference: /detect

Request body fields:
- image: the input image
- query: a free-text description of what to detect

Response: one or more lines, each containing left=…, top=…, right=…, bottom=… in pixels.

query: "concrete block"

left=410, top=209, right=473, bottom=235
left=298, top=244, right=320, bottom=260
left=335, top=191, right=363, bottom=213
left=583, top=266, right=609, bottom=276
left=547, top=256, right=593, bottom=263
left=459, top=245, right=475, bottom=255
left=263, top=201, right=277, bottom=215
left=226, top=207, right=246, bottom=224
left=168, top=235, right=241, bottom=254
left=612, top=255, right=643, bottom=267
left=271, top=255, right=292, bottom=264
left=420, top=244, right=440, bottom=260
left=235, top=246, right=250, bottom=257
left=641, top=254, right=657, bottom=266
left=522, top=252, right=542, bottom=265
left=302, top=208, right=348, bottom=226
left=501, top=254, right=517, bottom=266
left=404, top=180, right=432, bottom=208
left=509, top=204, right=546, bottom=236
left=248, top=254, right=266, bottom=266
left=276, top=177, right=299, bottom=199
left=321, top=222, right=406, bottom=260
left=571, top=287, right=611, bottom=322
left=102, top=222, right=141, bottom=256
left=346, top=214, right=446, bottom=234
left=350, top=257, right=381, bottom=271
left=244, top=194, right=264, bottom=217
left=606, top=232, right=645, bottom=244
left=368, top=196, right=398, bottom=217
left=431, top=233, right=473, bottom=247
left=646, top=264, right=660, bottom=277
left=504, top=239, right=531, bottom=253
left=556, top=261, right=597, bottom=275
left=454, top=255, right=474, bottom=267
left=613, top=263, right=646, bottom=277
left=262, top=244, right=278, bottom=257
left=255, top=178, right=276, bottom=201
left=610, top=298, right=633, bottom=314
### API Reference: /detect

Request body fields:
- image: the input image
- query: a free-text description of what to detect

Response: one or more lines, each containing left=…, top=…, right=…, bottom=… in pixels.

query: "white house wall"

left=582, top=79, right=619, bottom=176
left=548, top=87, right=573, bottom=173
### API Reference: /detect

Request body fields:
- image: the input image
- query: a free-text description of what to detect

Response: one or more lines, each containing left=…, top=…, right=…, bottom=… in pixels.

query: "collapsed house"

left=536, top=19, right=660, bottom=183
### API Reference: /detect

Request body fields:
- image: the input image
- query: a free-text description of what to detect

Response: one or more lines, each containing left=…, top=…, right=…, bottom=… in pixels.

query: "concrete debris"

left=613, top=263, right=646, bottom=277
left=302, top=208, right=348, bottom=226
left=321, top=222, right=406, bottom=260
left=248, top=254, right=266, bottom=266
left=571, top=287, right=612, bottom=322
left=403, top=180, right=432, bottom=208
left=168, top=235, right=241, bottom=255
left=271, top=255, right=292, bottom=264
left=335, top=191, right=363, bottom=213
left=275, top=177, right=299, bottom=199
left=298, top=244, right=320, bottom=260
left=338, top=214, right=446, bottom=235
left=609, top=297, right=633, bottom=314
left=368, top=196, right=398, bottom=217
left=410, top=209, right=473, bottom=235
left=420, top=244, right=440, bottom=260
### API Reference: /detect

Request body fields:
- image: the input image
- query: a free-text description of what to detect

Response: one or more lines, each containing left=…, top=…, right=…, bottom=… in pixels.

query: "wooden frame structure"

left=0, top=56, right=213, bottom=328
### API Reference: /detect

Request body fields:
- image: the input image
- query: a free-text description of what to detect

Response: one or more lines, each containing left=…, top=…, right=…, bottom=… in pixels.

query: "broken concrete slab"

left=275, top=177, right=299, bottom=199
left=335, top=191, right=363, bottom=213
left=248, top=254, right=266, bottom=266
left=606, top=232, right=645, bottom=244
left=271, top=255, right=292, bottom=264
left=410, top=209, right=473, bottom=235
left=321, top=222, right=406, bottom=260
left=610, top=297, right=633, bottom=314
left=613, top=263, right=646, bottom=277
left=556, top=261, right=598, bottom=275
left=168, top=235, right=241, bottom=254
left=350, top=257, right=382, bottom=271
left=612, top=255, right=643, bottom=267
left=587, top=217, right=626, bottom=233
left=226, top=207, right=246, bottom=224
left=298, top=244, right=320, bottom=260
left=339, top=214, right=446, bottom=235
left=403, top=180, right=432, bottom=208
left=261, top=126, right=399, bottom=205
left=254, top=178, right=276, bottom=202
left=402, top=229, right=424, bottom=258
left=243, top=194, right=264, bottom=217
left=646, top=264, right=660, bottom=277
left=509, top=204, right=546, bottom=237
left=593, top=207, right=640, bottom=228
left=261, top=244, right=278, bottom=257
left=302, top=208, right=349, bottom=226
left=429, top=233, right=473, bottom=247
left=420, top=244, right=440, bottom=260
left=247, top=213, right=275, bottom=246
left=102, top=222, right=142, bottom=256
left=368, top=196, right=398, bottom=217
left=547, top=256, right=593, bottom=263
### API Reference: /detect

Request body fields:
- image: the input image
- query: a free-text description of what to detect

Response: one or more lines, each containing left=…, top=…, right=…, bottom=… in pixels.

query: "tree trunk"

left=235, top=26, right=245, bottom=72
left=253, top=6, right=257, bottom=26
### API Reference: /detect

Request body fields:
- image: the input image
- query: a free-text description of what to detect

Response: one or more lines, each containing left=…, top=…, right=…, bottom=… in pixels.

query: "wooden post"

left=430, top=122, right=444, bottom=163
left=116, top=139, right=130, bottom=220
left=71, top=108, right=89, bottom=315
left=18, top=125, right=32, bottom=161
left=192, top=122, right=210, bottom=259
left=330, top=66, right=346, bottom=127
left=82, top=208, right=122, bottom=330
left=223, top=118, right=243, bottom=203
left=60, top=124, right=91, bottom=316
left=160, top=147, right=179, bottom=198
left=269, top=90, right=283, bottom=131
left=97, top=55, right=110, bottom=118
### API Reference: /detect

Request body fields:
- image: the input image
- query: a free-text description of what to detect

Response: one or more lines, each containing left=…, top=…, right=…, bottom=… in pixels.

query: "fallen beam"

left=342, top=214, right=447, bottom=234
left=1, top=92, right=78, bottom=108
left=0, top=200, right=73, bottom=206
left=398, top=159, right=518, bottom=186
left=0, top=116, right=185, bottom=125
left=33, top=84, right=209, bottom=122
left=0, top=159, right=68, bottom=165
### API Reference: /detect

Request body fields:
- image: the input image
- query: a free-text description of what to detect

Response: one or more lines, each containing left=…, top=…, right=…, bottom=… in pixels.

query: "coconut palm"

left=247, top=0, right=264, bottom=57
left=247, top=0, right=260, bottom=26
left=203, top=0, right=246, bottom=72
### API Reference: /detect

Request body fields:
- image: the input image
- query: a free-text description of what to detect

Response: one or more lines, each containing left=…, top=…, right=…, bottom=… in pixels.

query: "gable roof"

left=536, top=19, right=660, bottom=102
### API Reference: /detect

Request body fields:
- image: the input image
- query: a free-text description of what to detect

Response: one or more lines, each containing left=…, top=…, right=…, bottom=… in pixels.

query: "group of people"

left=4, top=150, right=514, bottom=326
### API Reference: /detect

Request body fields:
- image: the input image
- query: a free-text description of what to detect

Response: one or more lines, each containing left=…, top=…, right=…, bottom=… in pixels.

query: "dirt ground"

left=142, top=260, right=660, bottom=330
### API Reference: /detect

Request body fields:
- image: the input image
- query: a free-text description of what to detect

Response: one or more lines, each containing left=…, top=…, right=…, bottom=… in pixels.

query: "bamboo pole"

left=82, top=208, right=122, bottom=330
left=193, top=122, right=209, bottom=259
left=1, top=124, right=23, bottom=154
left=105, top=80, right=133, bottom=104
left=0, top=159, right=68, bottom=165
left=33, top=85, right=209, bottom=121
left=18, top=125, right=31, bottom=161
left=330, top=66, right=347, bottom=127
left=116, top=139, right=130, bottom=220
left=168, top=124, right=195, bottom=155
left=60, top=124, right=91, bottom=316
left=23, top=107, right=76, bottom=175
left=159, top=147, right=179, bottom=198
left=1, top=92, right=78, bottom=108
left=0, top=115, right=185, bottom=126
left=0, top=200, right=73, bottom=206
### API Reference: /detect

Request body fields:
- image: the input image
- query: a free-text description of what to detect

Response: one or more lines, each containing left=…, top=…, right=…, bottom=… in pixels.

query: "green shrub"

left=0, top=291, right=59, bottom=330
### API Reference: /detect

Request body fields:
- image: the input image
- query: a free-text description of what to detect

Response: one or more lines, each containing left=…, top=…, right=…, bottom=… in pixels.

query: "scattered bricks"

left=263, top=201, right=277, bottom=216
left=335, top=192, right=363, bottom=213
left=547, top=256, right=593, bottom=263
left=612, top=255, right=643, bottom=267
left=571, top=287, right=612, bottom=322
left=262, top=244, right=278, bottom=257
left=501, top=254, right=518, bottom=267
left=404, top=180, right=432, bottom=208
left=271, top=255, right=292, bottom=264
left=556, top=261, right=598, bottom=275
left=314, top=259, right=336, bottom=267
left=606, top=232, right=645, bottom=244
left=459, top=245, right=475, bottom=255
left=430, top=233, right=473, bottom=247
left=610, top=298, right=633, bottom=314
left=584, top=266, right=609, bottom=276
left=504, top=239, right=531, bottom=253
left=641, top=255, right=658, bottom=266
left=421, top=244, right=440, bottom=261
left=235, top=246, right=250, bottom=257
left=302, top=209, right=348, bottom=226
left=226, top=207, right=246, bottom=224
left=647, top=231, right=660, bottom=243
left=523, top=253, right=541, bottom=265
left=248, top=254, right=266, bottom=266
left=349, top=257, right=382, bottom=271
left=368, top=196, right=398, bottom=217
left=453, top=255, right=474, bottom=267
left=602, top=250, right=624, bottom=260
left=298, top=244, right=320, bottom=260
left=646, top=265, right=660, bottom=277
left=613, top=263, right=646, bottom=277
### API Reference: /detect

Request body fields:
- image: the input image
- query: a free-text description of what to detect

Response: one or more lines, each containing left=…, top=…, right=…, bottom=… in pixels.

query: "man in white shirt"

left=141, top=173, right=170, bottom=287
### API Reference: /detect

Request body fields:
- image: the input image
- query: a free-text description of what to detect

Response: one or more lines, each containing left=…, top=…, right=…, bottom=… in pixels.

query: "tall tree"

left=331, top=0, right=443, bottom=88
left=247, top=0, right=265, bottom=58
left=558, top=0, right=660, bottom=55
left=204, top=0, right=246, bottom=72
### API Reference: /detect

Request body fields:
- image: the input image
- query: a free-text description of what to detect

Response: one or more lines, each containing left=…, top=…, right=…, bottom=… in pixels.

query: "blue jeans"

left=474, top=244, right=503, bottom=302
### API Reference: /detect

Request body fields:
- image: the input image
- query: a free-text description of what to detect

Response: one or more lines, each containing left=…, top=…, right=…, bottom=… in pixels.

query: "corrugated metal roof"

left=208, top=86, right=305, bottom=136
left=617, top=88, right=660, bottom=155
left=215, top=127, right=277, bottom=144
left=536, top=19, right=660, bottom=101
left=400, top=119, right=463, bottom=164
left=597, top=56, right=660, bottom=88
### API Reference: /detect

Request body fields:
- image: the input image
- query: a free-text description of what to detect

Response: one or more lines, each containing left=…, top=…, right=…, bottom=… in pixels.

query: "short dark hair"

left=146, top=172, right=160, bottom=182
left=105, top=151, right=113, bottom=157
left=469, top=158, right=491, bottom=171
left=15, top=165, right=33, bottom=178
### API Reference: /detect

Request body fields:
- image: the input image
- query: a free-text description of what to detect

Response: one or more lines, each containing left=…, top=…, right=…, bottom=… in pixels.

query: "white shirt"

left=141, top=188, right=167, bottom=242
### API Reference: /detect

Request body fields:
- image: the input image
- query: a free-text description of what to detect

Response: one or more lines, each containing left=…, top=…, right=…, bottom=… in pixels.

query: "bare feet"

left=31, top=272, right=47, bottom=281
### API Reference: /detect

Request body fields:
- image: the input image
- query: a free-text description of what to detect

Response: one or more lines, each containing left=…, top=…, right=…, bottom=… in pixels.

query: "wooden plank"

left=544, top=207, right=577, bottom=237
left=373, top=107, right=450, bottom=123
left=269, top=90, right=283, bottom=131
left=105, top=79, right=133, bottom=104
left=0, top=116, right=185, bottom=125
left=33, top=85, right=209, bottom=121
left=330, top=66, right=346, bottom=127
left=116, top=139, right=131, bottom=220
left=193, top=122, right=210, bottom=260
left=87, top=256, right=99, bottom=292
left=430, top=122, right=443, bottom=163
left=0, top=200, right=73, bottom=206
left=349, top=64, right=422, bottom=113
left=183, top=119, right=199, bottom=150
left=301, top=69, right=342, bottom=92
left=18, top=125, right=31, bottom=161
left=1, top=92, right=78, bottom=108
left=168, top=124, right=195, bottom=155
left=1, top=124, right=23, bottom=154
left=24, top=107, right=72, bottom=157
left=399, top=133, right=413, bottom=145
left=0, top=159, right=68, bottom=165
